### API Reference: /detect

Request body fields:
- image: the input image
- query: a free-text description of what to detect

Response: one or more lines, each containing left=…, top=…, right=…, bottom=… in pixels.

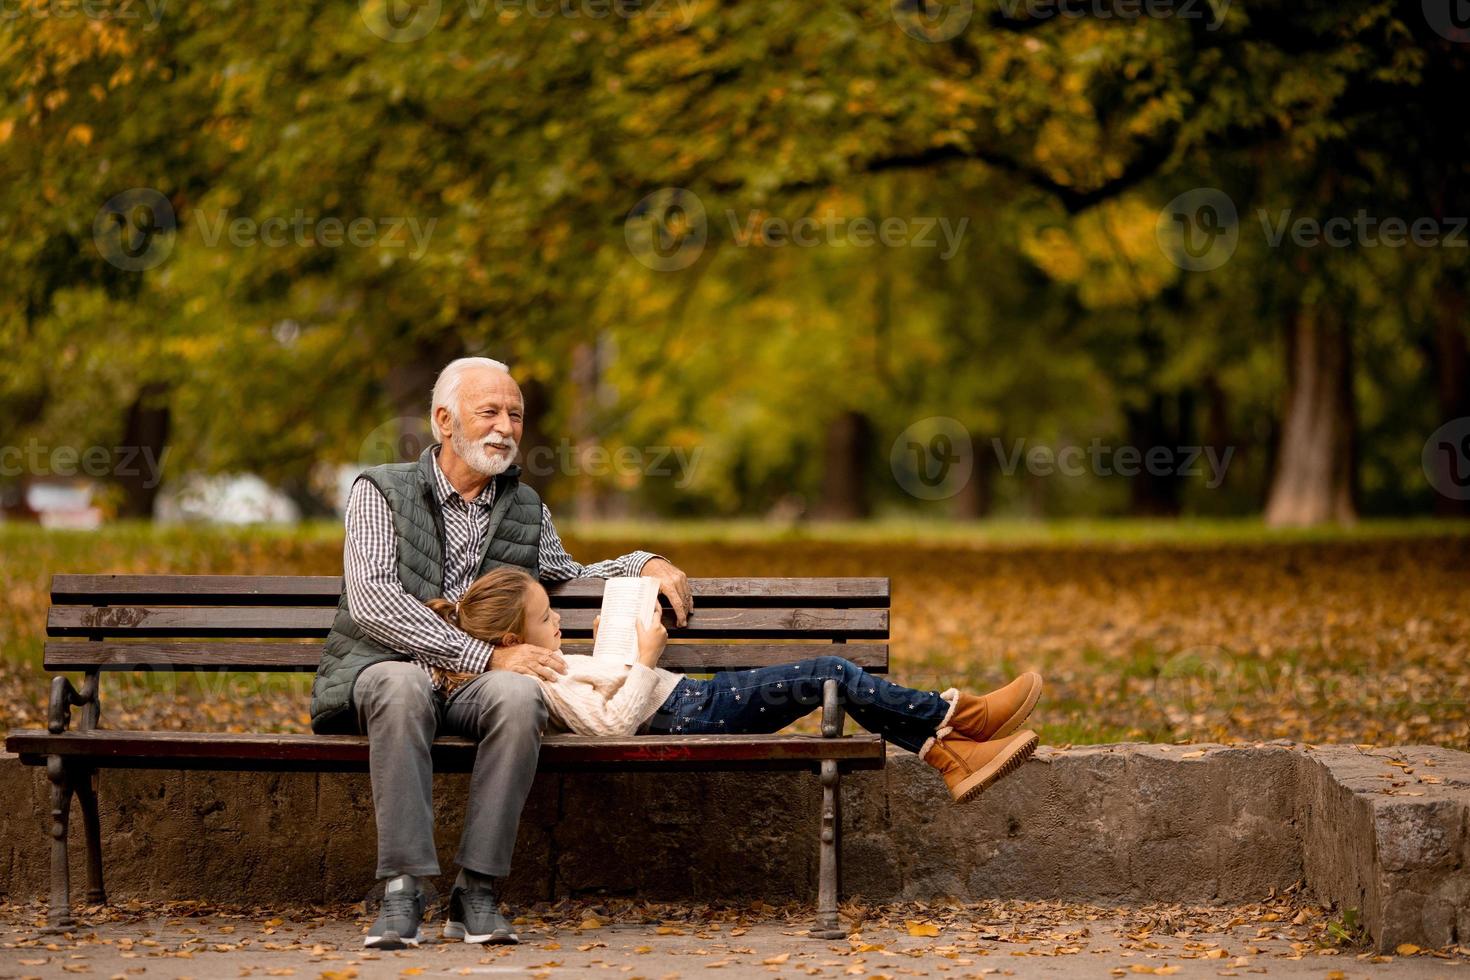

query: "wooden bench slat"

left=4, top=729, right=886, bottom=773
left=47, top=605, right=888, bottom=640
left=44, top=641, right=890, bottom=672
left=51, top=575, right=890, bottom=608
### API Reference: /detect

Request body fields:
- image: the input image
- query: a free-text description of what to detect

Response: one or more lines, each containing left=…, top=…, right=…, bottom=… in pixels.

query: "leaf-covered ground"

left=1, top=522, right=1466, bottom=749
left=2, top=889, right=1466, bottom=978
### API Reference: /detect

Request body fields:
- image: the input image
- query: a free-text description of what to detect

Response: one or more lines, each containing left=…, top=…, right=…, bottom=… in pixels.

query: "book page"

left=591, top=577, right=661, bottom=666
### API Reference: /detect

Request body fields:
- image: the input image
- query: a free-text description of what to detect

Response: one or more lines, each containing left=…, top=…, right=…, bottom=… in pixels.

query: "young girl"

left=428, top=569, right=1042, bottom=803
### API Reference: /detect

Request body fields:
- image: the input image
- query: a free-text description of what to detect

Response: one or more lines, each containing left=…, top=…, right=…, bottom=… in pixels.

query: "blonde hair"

left=424, top=567, right=538, bottom=693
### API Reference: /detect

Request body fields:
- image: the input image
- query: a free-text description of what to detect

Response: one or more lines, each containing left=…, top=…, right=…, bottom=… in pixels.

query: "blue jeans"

left=642, top=655, right=949, bottom=753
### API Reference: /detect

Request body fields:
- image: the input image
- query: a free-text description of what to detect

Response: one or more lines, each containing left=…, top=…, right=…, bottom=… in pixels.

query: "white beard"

left=451, top=418, right=518, bottom=478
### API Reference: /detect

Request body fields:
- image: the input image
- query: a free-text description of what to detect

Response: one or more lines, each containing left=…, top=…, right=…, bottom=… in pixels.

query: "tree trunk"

left=1264, top=307, right=1358, bottom=526
left=279, top=474, right=336, bottom=519
left=1124, top=391, right=1192, bottom=517
left=516, top=375, right=554, bottom=493
left=568, top=341, right=605, bottom=521
left=115, top=382, right=171, bottom=519
left=1432, top=283, right=1470, bottom=517
left=951, top=433, right=995, bottom=518
left=386, top=334, right=465, bottom=448
left=812, top=411, right=872, bottom=520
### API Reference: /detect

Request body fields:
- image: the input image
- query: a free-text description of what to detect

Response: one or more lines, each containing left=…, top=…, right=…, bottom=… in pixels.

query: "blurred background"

left=0, top=0, right=1466, bottom=746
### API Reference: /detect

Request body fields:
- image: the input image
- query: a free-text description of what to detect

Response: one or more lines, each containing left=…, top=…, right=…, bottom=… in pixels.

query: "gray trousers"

left=354, top=661, right=547, bottom=879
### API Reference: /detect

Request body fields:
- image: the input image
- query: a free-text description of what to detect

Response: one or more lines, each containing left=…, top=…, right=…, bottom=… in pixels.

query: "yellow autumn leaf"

left=1396, top=944, right=1421, bottom=956
left=905, top=920, right=941, bottom=937
left=763, top=953, right=790, bottom=964
left=67, top=124, right=93, bottom=146
left=400, top=970, right=425, bottom=977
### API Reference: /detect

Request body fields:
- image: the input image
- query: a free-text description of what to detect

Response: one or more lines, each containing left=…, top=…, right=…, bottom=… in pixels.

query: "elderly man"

left=310, top=356, right=692, bottom=950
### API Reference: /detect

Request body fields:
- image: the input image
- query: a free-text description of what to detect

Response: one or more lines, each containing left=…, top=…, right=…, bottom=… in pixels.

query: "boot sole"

left=951, top=732, right=1038, bottom=804
left=990, top=673, right=1043, bottom=741
left=363, top=928, right=424, bottom=949
left=443, top=920, right=520, bottom=945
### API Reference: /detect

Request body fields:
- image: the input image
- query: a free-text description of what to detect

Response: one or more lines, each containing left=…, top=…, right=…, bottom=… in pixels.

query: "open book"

left=591, top=576, right=662, bottom=666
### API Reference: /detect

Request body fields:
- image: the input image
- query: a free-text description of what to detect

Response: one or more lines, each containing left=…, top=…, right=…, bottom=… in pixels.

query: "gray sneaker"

left=442, top=883, right=519, bottom=944
left=364, top=877, right=426, bottom=949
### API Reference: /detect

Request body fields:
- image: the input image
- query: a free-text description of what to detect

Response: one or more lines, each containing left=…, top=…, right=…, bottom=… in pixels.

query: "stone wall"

left=3, top=741, right=1466, bottom=951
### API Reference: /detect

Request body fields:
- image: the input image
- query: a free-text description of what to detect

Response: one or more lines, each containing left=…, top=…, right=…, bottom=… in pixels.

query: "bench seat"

left=7, top=729, right=886, bottom=773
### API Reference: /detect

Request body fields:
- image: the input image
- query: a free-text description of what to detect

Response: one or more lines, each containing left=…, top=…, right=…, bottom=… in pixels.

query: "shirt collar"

left=431, top=444, right=494, bottom=508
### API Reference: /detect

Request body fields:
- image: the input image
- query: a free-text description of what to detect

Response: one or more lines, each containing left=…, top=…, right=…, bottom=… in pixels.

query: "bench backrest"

left=46, top=575, right=890, bottom=675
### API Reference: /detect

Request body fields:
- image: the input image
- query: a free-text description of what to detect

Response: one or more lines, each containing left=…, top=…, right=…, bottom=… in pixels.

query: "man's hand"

left=641, top=557, right=693, bottom=627
left=491, top=643, right=567, bottom=682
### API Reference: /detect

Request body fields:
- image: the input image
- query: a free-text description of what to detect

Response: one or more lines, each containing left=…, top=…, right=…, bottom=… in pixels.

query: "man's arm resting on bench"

left=536, top=505, right=692, bottom=625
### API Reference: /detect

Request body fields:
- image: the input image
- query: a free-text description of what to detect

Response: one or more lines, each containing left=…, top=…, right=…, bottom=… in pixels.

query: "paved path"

left=2, top=899, right=1465, bottom=980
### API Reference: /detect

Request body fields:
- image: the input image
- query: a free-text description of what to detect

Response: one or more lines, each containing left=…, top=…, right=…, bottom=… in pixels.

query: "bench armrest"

left=820, top=678, right=845, bottom=738
left=49, top=673, right=100, bottom=735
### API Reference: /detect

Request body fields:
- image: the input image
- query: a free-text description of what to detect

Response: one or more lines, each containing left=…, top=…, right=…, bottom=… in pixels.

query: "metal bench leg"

left=813, top=759, right=846, bottom=939
left=76, top=768, right=106, bottom=905
left=43, top=757, right=76, bottom=934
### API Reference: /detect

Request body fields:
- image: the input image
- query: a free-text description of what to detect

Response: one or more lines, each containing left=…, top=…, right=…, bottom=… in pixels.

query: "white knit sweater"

left=538, top=655, right=684, bottom=736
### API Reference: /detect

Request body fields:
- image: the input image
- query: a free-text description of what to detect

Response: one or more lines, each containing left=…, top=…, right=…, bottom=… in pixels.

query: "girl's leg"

left=643, top=657, right=952, bottom=753
left=816, top=656, right=952, bottom=752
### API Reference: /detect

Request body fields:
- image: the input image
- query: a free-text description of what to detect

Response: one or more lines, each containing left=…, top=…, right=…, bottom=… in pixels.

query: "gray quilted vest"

left=310, top=445, right=542, bottom=734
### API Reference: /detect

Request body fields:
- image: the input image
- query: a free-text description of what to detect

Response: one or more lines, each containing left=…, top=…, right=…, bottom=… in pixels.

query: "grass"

left=554, top=515, right=1470, bottom=547
left=1, top=518, right=1466, bottom=748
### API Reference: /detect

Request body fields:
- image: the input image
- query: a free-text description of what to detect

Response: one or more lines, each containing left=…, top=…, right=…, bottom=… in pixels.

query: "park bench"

left=5, top=574, right=890, bottom=938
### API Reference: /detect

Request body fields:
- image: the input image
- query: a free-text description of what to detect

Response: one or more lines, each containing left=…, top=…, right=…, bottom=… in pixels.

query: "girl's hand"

left=634, top=616, right=668, bottom=668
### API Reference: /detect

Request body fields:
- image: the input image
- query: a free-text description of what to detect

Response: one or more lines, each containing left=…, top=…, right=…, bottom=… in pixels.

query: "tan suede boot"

left=941, top=672, right=1043, bottom=743
left=921, top=729, right=1039, bottom=803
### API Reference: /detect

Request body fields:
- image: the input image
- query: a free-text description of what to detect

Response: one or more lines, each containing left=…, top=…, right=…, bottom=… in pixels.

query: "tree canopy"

left=1, top=0, right=1465, bottom=521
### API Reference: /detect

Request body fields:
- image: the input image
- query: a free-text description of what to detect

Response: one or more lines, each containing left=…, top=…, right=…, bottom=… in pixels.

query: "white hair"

left=430, top=356, right=512, bottom=435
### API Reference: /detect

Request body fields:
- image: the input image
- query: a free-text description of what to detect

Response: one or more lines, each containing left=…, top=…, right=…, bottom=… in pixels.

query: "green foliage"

left=0, top=0, right=1464, bottom=516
